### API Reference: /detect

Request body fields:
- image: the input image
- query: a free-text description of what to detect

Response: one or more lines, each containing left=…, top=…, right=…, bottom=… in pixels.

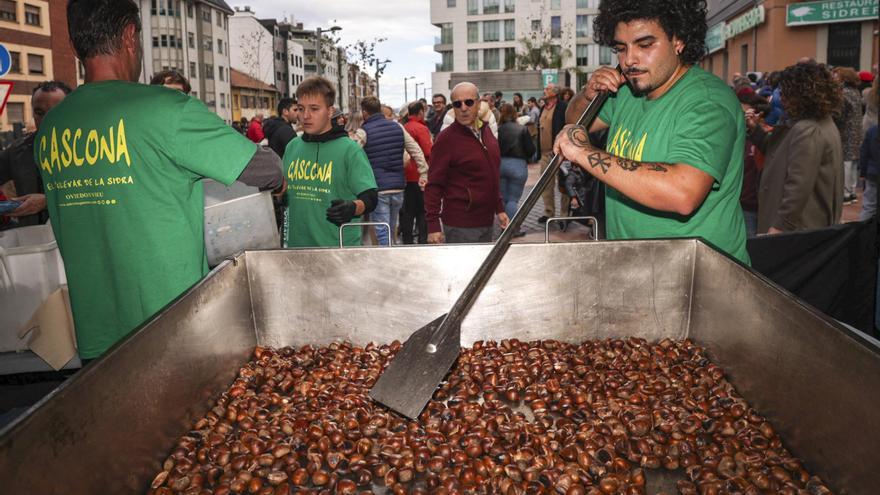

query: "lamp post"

left=414, top=82, right=423, bottom=101
left=314, top=25, right=341, bottom=77
left=404, top=76, right=415, bottom=103
left=374, top=58, right=390, bottom=100
left=423, top=86, right=431, bottom=100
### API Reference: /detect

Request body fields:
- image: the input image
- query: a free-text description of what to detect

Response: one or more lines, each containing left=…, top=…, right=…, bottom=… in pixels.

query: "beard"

left=625, top=69, right=653, bottom=97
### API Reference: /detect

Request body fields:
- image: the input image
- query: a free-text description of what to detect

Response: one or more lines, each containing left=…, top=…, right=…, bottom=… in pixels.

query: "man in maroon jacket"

left=426, top=82, right=510, bottom=244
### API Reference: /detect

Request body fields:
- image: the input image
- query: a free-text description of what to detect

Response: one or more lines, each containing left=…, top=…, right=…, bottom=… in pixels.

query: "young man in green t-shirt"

left=282, top=77, right=378, bottom=248
left=556, top=0, right=749, bottom=265
left=34, top=0, right=283, bottom=360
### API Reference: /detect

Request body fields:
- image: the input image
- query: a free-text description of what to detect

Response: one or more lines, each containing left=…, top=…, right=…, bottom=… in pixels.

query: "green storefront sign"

left=787, top=0, right=879, bottom=26
left=706, top=23, right=725, bottom=54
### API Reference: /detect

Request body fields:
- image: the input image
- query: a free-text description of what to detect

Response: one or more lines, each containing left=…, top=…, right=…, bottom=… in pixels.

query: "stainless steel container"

left=204, top=179, right=279, bottom=267
left=1, top=240, right=877, bottom=494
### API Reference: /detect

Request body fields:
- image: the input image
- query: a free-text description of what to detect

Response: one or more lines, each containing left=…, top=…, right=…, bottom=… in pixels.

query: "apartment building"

left=259, top=18, right=306, bottom=99
left=0, top=0, right=78, bottom=133
left=138, top=0, right=234, bottom=122
left=430, top=0, right=610, bottom=97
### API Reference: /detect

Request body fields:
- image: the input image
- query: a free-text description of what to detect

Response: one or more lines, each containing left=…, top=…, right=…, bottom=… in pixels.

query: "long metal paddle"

left=369, top=90, right=611, bottom=419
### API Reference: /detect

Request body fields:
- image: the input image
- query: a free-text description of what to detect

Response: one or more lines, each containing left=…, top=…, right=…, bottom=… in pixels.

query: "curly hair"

left=593, top=0, right=708, bottom=65
left=779, top=62, right=842, bottom=121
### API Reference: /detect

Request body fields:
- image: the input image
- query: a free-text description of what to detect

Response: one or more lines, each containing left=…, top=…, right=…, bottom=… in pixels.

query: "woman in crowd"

left=749, top=62, right=843, bottom=234
left=345, top=110, right=366, bottom=147
left=512, top=92, right=525, bottom=116
left=832, top=67, right=865, bottom=205
left=497, top=103, right=535, bottom=237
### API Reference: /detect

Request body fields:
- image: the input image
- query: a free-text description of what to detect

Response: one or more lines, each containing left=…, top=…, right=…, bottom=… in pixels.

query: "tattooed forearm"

left=565, top=125, right=591, bottom=147
left=587, top=152, right=611, bottom=174
left=615, top=157, right=669, bottom=173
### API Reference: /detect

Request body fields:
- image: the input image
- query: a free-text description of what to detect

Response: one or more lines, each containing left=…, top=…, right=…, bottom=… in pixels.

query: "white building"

left=430, top=0, right=611, bottom=98
left=138, top=0, right=234, bottom=122
left=229, top=7, right=275, bottom=88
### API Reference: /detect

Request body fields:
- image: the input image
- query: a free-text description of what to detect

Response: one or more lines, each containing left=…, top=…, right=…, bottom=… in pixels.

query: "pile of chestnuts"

left=147, top=338, right=833, bottom=494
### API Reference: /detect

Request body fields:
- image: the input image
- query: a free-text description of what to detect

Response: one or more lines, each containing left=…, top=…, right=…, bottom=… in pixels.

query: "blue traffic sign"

left=0, top=43, right=11, bottom=78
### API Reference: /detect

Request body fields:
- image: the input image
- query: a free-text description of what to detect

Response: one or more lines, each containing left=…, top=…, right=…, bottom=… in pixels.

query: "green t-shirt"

left=282, top=133, right=377, bottom=248
left=34, top=81, right=257, bottom=358
left=597, top=66, right=750, bottom=264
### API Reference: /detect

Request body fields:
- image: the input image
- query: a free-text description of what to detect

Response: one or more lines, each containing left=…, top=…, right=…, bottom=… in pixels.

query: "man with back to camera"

left=281, top=76, right=378, bottom=248
left=0, top=81, right=71, bottom=227
left=35, top=0, right=283, bottom=360
left=554, top=0, right=749, bottom=264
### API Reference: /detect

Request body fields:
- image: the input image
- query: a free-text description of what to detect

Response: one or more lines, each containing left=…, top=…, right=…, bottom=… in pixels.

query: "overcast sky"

left=227, top=1, right=439, bottom=109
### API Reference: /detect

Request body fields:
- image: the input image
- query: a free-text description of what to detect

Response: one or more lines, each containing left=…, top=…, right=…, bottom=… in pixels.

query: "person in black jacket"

left=498, top=103, right=535, bottom=237
left=537, top=83, right=568, bottom=223
left=263, top=98, right=298, bottom=158
left=1, top=80, right=71, bottom=227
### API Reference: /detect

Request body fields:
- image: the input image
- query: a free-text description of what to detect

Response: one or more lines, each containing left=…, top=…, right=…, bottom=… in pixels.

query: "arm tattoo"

left=615, top=157, right=669, bottom=173
left=587, top=152, right=611, bottom=174
left=565, top=125, right=591, bottom=148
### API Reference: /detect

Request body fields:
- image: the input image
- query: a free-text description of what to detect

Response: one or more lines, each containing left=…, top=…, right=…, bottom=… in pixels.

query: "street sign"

left=0, top=43, right=11, bottom=78
left=541, top=69, right=559, bottom=87
left=0, top=82, right=13, bottom=118
left=787, top=0, right=879, bottom=26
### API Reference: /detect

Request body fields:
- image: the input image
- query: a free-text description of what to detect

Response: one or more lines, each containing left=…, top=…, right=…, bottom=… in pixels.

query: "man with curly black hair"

left=555, top=0, right=749, bottom=264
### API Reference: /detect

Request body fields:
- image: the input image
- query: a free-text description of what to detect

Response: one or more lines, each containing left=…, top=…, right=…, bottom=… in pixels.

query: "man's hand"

left=9, top=194, right=46, bottom=217
left=272, top=181, right=287, bottom=198
left=497, top=212, right=510, bottom=230
left=553, top=125, right=594, bottom=163
left=744, top=109, right=761, bottom=132
left=582, top=66, right=626, bottom=100
left=767, top=226, right=784, bottom=235
left=428, top=232, right=444, bottom=244
left=326, top=199, right=357, bottom=226
left=418, top=177, right=428, bottom=190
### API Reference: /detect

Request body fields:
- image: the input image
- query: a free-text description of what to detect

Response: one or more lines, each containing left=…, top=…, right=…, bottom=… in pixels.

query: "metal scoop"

left=369, top=90, right=611, bottom=420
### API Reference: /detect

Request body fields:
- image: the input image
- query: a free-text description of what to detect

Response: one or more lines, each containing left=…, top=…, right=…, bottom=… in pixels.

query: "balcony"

left=434, top=36, right=453, bottom=52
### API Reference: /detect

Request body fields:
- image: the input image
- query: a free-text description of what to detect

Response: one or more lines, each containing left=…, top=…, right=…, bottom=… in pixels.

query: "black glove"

left=326, top=199, right=357, bottom=226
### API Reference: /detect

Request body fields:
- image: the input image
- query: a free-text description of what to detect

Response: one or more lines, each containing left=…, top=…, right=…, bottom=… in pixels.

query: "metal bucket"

left=0, top=240, right=877, bottom=494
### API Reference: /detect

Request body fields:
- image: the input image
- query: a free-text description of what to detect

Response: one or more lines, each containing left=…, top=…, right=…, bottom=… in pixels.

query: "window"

left=203, top=36, right=212, bottom=51
left=576, top=15, right=591, bottom=38
left=504, top=0, right=514, bottom=13
left=189, top=62, right=197, bottom=78
left=447, top=0, right=456, bottom=6
left=576, top=44, right=589, bottom=66
left=0, top=0, right=16, bottom=21
left=599, top=45, right=612, bottom=65
left=551, top=0, right=561, bottom=9
left=504, top=47, right=516, bottom=69
left=192, top=90, right=197, bottom=99
left=740, top=44, right=748, bottom=74
left=304, top=64, right=317, bottom=73
left=482, top=0, right=499, bottom=14
left=217, top=39, right=224, bottom=54
left=468, top=49, right=479, bottom=70
left=152, top=36, right=160, bottom=48
left=24, top=4, right=40, bottom=26
left=531, top=20, right=541, bottom=32
left=551, top=16, right=561, bottom=38
left=150, top=0, right=157, bottom=15
left=188, top=32, right=195, bottom=49
left=483, top=48, right=500, bottom=70
left=220, top=93, right=226, bottom=108
left=483, top=21, right=499, bottom=42
left=8, top=51, right=20, bottom=74
left=277, top=71, right=282, bottom=81
left=440, top=23, right=453, bottom=44
left=467, top=22, right=479, bottom=43
left=504, top=19, right=515, bottom=41
left=5, top=102, right=24, bottom=125
left=438, top=51, right=452, bottom=71
left=204, top=63, right=213, bottom=79
left=187, top=1, right=193, bottom=17
left=304, top=49, right=316, bottom=57
left=161, top=35, right=168, bottom=47
left=78, top=60, right=85, bottom=79
left=27, top=54, right=44, bottom=74
left=202, top=8, right=211, bottom=22
left=467, top=0, right=478, bottom=15
left=576, top=0, right=591, bottom=7
left=217, top=11, right=223, bottom=27
left=219, top=66, right=225, bottom=81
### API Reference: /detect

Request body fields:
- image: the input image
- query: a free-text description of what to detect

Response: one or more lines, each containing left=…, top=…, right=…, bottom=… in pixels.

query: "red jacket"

left=246, top=119, right=265, bottom=143
left=404, top=116, right=432, bottom=183
left=425, top=120, right=504, bottom=232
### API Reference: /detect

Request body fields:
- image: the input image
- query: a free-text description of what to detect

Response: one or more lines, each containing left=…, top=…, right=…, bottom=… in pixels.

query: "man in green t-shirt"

left=282, top=76, right=378, bottom=248
left=34, top=0, right=283, bottom=359
left=556, top=0, right=749, bottom=264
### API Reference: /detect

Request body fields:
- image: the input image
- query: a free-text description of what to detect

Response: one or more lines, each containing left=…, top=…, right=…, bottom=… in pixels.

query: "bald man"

left=425, top=82, right=509, bottom=244
left=537, top=83, right=569, bottom=223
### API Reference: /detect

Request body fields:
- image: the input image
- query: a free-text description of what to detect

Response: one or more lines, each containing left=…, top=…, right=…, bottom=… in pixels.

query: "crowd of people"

left=1, top=0, right=879, bottom=363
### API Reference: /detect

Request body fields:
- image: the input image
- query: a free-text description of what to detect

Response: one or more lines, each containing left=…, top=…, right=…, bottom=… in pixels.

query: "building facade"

left=137, top=0, right=234, bottom=122
left=702, top=0, right=879, bottom=83
left=0, top=0, right=78, bottom=133
left=430, top=0, right=608, bottom=98
left=230, top=67, right=278, bottom=122
left=258, top=19, right=307, bottom=100
left=229, top=7, right=275, bottom=90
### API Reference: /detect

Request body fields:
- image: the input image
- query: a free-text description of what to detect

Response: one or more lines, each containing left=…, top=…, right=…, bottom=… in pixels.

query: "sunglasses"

left=452, top=99, right=476, bottom=109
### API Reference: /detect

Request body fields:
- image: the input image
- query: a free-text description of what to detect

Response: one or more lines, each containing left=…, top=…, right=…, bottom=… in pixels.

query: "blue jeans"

left=500, top=157, right=528, bottom=220
left=372, top=192, right=404, bottom=246
left=859, top=179, right=877, bottom=222
left=742, top=209, right=758, bottom=238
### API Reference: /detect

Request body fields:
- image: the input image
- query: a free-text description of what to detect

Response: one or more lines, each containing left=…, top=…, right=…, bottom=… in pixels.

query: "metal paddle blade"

left=369, top=314, right=460, bottom=419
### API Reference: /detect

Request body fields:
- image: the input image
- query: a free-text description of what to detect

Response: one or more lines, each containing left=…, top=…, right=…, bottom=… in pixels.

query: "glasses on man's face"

left=452, top=99, right=476, bottom=109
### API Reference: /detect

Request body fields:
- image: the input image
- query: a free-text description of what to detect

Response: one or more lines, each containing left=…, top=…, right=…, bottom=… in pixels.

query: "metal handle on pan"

left=339, top=222, right=392, bottom=248
left=544, top=216, right=599, bottom=243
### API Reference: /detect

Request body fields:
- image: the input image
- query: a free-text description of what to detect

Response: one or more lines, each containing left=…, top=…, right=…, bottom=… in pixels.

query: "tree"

left=515, top=7, right=573, bottom=71
left=239, top=27, right=274, bottom=106
left=346, top=37, right=389, bottom=80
